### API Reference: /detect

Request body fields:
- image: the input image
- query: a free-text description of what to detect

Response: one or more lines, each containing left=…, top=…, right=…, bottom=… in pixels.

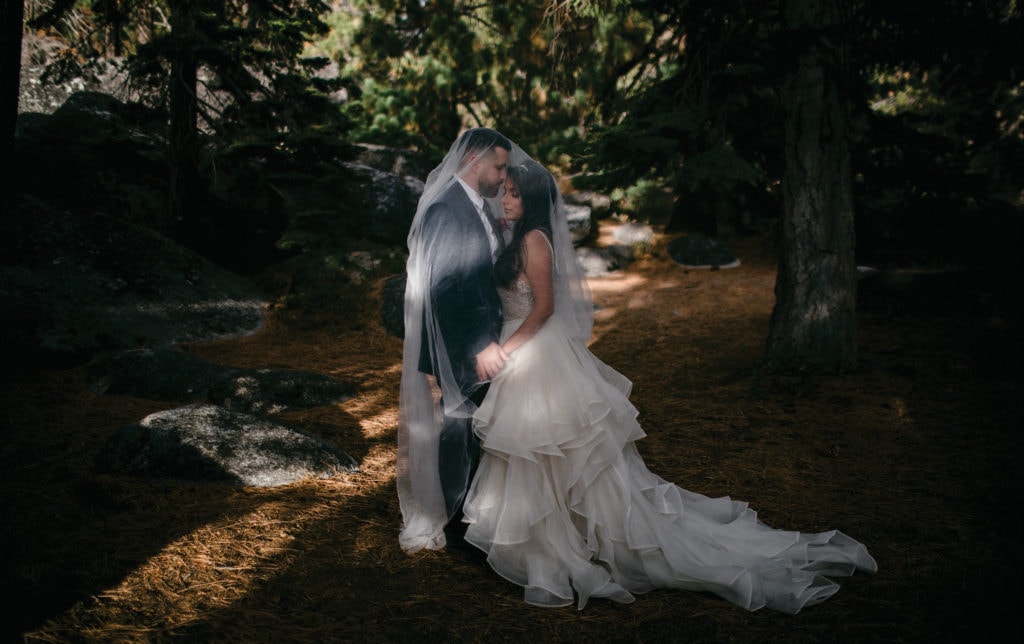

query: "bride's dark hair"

left=494, top=159, right=556, bottom=287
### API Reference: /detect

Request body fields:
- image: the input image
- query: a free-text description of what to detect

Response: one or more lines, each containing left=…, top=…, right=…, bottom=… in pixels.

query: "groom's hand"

left=475, top=342, right=511, bottom=381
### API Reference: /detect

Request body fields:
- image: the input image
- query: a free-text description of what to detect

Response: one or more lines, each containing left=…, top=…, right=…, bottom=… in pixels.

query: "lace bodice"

left=499, top=277, right=534, bottom=322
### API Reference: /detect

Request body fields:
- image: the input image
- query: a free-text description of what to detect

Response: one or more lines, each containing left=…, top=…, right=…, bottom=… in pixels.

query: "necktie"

left=482, top=201, right=504, bottom=259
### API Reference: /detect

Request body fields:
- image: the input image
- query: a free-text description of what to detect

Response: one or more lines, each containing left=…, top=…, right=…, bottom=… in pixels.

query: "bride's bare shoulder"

left=522, top=229, right=553, bottom=252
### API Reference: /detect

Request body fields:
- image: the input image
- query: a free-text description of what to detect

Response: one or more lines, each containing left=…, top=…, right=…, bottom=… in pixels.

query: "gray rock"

left=564, top=190, right=612, bottom=218
left=565, top=204, right=594, bottom=245
left=85, top=348, right=355, bottom=413
left=668, top=233, right=740, bottom=269
left=575, top=245, right=635, bottom=277
left=96, top=404, right=359, bottom=486
left=212, top=368, right=355, bottom=415
left=343, top=162, right=424, bottom=248
left=1, top=205, right=265, bottom=367
left=353, top=143, right=432, bottom=179
left=19, top=35, right=131, bottom=115
left=613, top=222, right=655, bottom=246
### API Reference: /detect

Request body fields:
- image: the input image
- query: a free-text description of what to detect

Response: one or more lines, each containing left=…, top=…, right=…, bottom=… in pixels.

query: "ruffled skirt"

left=464, top=316, right=877, bottom=613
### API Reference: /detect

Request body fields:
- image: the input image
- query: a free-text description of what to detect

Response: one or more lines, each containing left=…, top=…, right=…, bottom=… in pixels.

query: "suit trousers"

left=438, top=384, right=489, bottom=542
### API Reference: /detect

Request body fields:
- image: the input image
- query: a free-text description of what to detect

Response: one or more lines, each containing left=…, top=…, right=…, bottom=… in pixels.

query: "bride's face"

left=501, top=179, right=524, bottom=221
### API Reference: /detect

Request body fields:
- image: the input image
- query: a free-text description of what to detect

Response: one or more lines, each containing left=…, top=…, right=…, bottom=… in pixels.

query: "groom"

left=417, top=127, right=512, bottom=548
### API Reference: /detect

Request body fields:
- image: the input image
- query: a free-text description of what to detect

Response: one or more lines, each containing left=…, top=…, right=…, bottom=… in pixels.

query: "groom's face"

left=474, top=146, right=510, bottom=199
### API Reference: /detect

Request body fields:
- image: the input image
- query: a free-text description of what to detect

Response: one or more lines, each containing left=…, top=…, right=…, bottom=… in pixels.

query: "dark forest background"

left=3, top=0, right=1020, bottom=373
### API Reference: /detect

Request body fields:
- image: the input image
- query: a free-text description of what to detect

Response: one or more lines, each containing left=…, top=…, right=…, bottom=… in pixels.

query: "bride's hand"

left=475, top=342, right=511, bottom=381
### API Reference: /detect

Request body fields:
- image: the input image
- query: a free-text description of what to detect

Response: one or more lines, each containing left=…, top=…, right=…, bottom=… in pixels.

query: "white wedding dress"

left=463, top=277, right=877, bottom=613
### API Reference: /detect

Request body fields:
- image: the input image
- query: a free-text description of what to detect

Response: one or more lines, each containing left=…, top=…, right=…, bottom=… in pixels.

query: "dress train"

left=463, top=281, right=876, bottom=613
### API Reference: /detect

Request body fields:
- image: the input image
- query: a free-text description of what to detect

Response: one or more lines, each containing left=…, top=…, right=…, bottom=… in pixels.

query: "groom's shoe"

left=443, top=507, right=468, bottom=542
left=445, top=534, right=487, bottom=565
left=444, top=515, right=486, bottom=564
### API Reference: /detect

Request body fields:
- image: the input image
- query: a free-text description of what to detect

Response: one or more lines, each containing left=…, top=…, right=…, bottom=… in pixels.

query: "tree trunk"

left=167, top=0, right=202, bottom=239
left=0, top=0, right=24, bottom=213
left=766, top=0, right=857, bottom=372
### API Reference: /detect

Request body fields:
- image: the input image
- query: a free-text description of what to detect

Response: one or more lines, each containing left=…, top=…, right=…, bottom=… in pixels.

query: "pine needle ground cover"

left=4, top=229, right=1019, bottom=643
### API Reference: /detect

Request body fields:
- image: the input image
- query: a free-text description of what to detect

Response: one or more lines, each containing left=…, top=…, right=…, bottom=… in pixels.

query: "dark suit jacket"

left=417, top=182, right=503, bottom=395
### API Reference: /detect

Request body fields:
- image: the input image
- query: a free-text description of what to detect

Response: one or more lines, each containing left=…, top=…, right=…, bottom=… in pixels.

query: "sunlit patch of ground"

left=4, top=227, right=1019, bottom=643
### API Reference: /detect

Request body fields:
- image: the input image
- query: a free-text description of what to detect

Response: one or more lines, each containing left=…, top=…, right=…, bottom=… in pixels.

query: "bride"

left=400, top=143, right=877, bottom=614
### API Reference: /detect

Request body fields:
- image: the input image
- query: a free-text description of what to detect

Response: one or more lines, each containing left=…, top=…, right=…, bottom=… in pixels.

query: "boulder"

left=343, top=163, right=424, bottom=248
left=1, top=204, right=265, bottom=369
left=96, top=404, right=359, bottom=487
left=565, top=204, right=594, bottom=245
left=575, top=245, right=635, bottom=277
left=612, top=222, right=656, bottom=246
left=85, top=348, right=355, bottom=414
left=668, top=233, right=740, bottom=269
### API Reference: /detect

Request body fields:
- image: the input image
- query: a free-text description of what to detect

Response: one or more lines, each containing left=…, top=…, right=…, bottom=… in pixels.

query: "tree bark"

left=766, top=0, right=857, bottom=372
left=167, top=0, right=201, bottom=239
left=0, top=0, right=24, bottom=213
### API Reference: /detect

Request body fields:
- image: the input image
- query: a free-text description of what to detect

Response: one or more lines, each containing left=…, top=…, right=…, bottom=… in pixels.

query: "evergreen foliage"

left=26, top=0, right=359, bottom=271
left=561, top=1, right=1021, bottom=261
left=14, top=0, right=1021, bottom=272
left=852, top=0, right=1023, bottom=268
left=582, top=1, right=782, bottom=227
left=323, top=0, right=655, bottom=168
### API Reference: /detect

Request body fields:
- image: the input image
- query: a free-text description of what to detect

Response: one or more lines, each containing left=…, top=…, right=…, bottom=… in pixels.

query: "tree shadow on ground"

left=3, top=234, right=1020, bottom=643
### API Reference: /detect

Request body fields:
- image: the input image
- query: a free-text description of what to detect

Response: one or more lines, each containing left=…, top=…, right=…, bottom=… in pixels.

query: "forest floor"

left=3, top=225, right=1020, bottom=643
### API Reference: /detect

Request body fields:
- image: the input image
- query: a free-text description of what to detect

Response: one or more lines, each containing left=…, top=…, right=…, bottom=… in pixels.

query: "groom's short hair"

left=459, top=128, right=512, bottom=160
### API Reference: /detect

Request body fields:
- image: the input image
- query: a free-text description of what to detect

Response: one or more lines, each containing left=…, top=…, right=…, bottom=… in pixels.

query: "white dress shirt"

left=457, top=176, right=499, bottom=260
